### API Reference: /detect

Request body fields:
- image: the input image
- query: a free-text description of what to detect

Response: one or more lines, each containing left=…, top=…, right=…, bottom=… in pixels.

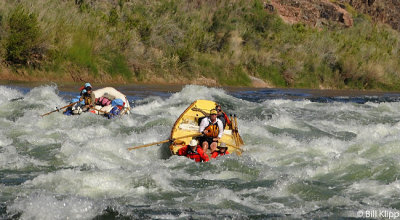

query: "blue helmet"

left=82, top=89, right=87, bottom=94
left=84, top=83, right=92, bottom=88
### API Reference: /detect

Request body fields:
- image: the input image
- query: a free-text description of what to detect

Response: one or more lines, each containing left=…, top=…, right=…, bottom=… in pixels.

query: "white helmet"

left=189, top=139, right=198, bottom=147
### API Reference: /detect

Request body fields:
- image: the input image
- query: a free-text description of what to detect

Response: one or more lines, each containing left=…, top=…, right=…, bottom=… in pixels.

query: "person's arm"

left=217, top=120, right=224, bottom=138
left=198, top=148, right=209, bottom=162
left=177, top=146, right=188, bottom=156
left=211, top=151, right=218, bottom=159
left=223, top=113, right=231, bottom=126
left=199, top=118, right=208, bottom=133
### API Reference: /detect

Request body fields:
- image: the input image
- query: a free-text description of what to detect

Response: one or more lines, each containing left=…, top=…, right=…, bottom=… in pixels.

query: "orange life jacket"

left=204, top=120, right=219, bottom=138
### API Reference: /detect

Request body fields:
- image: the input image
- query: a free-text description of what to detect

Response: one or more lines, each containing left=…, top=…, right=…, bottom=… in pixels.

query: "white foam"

left=0, top=145, right=47, bottom=169
left=0, top=86, right=24, bottom=105
left=8, top=193, right=103, bottom=220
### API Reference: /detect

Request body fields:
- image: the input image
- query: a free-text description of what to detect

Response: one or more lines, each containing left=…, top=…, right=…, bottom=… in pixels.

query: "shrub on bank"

left=5, top=5, right=41, bottom=65
left=1, top=0, right=400, bottom=90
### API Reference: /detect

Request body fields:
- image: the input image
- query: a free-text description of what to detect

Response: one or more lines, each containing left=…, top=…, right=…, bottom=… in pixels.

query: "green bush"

left=6, top=5, right=41, bottom=65
left=2, top=0, right=400, bottom=89
left=108, top=8, right=119, bottom=26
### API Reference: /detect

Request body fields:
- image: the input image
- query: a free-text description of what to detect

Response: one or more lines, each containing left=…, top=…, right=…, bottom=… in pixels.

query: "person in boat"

left=80, top=86, right=95, bottom=112
left=79, top=82, right=92, bottom=96
left=199, top=109, right=224, bottom=153
left=105, top=98, right=125, bottom=119
left=211, top=143, right=230, bottom=159
left=177, top=139, right=209, bottom=162
left=216, top=104, right=231, bottom=128
left=63, top=96, right=84, bottom=115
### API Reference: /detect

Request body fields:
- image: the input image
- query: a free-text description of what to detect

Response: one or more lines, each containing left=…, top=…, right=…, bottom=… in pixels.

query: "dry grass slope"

left=0, top=0, right=399, bottom=90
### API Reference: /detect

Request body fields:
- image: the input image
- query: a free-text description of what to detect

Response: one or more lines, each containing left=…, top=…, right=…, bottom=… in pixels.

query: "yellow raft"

left=169, top=100, right=244, bottom=156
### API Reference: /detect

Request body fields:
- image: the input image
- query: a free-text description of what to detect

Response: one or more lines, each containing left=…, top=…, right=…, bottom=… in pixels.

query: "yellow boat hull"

left=169, top=100, right=243, bottom=156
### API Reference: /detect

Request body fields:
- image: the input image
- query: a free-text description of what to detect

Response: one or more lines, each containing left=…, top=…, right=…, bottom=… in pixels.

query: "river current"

left=1, top=84, right=400, bottom=219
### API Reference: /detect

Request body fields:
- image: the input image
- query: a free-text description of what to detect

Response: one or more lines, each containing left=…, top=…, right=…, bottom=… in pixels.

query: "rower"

left=79, top=86, right=95, bottom=112
left=199, top=109, right=224, bottom=153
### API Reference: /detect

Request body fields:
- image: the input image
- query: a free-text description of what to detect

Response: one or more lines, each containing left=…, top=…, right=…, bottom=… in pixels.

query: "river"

left=1, top=83, right=400, bottom=219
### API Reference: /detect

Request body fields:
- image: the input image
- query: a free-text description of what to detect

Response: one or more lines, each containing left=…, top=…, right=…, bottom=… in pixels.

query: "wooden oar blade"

left=234, top=115, right=244, bottom=145
left=230, top=115, right=239, bottom=146
left=127, top=139, right=170, bottom=151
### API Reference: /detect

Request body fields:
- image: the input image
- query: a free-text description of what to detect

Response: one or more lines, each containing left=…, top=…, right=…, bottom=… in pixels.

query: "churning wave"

left=1, top=84, right=400, bottom=219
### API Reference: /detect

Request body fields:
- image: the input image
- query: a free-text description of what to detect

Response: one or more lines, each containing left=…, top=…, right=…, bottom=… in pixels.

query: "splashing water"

left=1, top=84, right=400, bottom=219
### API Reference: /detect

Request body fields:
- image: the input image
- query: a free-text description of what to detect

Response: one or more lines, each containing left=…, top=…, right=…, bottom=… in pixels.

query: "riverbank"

left=1, top=1, right=400, bottom=91
left=2, top=79, right=398, bottom=100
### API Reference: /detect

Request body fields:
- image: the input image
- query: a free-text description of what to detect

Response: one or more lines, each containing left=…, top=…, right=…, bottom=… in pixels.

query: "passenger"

left=199, top=109, right=224, bottom=153
left=211, top=143, right=230, bottom=159
left=177, top=139, right=209, bottom=162
left=63, top=96, right=84, bottom=115
left=106, top=99, right=124, bottom=119
left=216, top=104, right=231, bottom=128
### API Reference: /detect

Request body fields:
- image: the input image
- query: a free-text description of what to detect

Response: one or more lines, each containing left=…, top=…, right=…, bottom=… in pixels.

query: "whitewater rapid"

left=1, top=84, right=400, bottom=219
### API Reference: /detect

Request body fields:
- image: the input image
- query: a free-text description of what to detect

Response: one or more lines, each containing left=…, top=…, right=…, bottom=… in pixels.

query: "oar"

left=89, top=106, right=110, bottom=115
left=230, top=114, right=239, bottom=146
left=90, top=106, right=130, bottom=116
left=220, top=141, right=243, bottom=152
left=127, top=133, right=202, bottom=151
left=10, top=97, right=24, bottom=102
left=40, top=101, right=79, bottom=117
left=234, top=115, right=244, bottom=145
left=192, top=106, right=209, bottom=116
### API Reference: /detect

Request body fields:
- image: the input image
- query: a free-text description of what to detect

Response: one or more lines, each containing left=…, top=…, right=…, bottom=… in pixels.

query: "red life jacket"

left=223, top=112, right=231, bottom=126
left=178, top=146, right=209, bottom=162
left=211, top=150, right=229, bottom=159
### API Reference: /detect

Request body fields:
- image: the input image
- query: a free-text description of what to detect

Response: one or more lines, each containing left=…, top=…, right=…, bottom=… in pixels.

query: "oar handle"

left=40, top=101, right=79, bottom=117
left=220, top=141, right=243, bottom=152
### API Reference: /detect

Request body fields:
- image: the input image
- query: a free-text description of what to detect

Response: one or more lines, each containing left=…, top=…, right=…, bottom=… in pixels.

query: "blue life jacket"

left=63, top=108, right=73, bottom=116
left=106, top=106, right=121, bottom=119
